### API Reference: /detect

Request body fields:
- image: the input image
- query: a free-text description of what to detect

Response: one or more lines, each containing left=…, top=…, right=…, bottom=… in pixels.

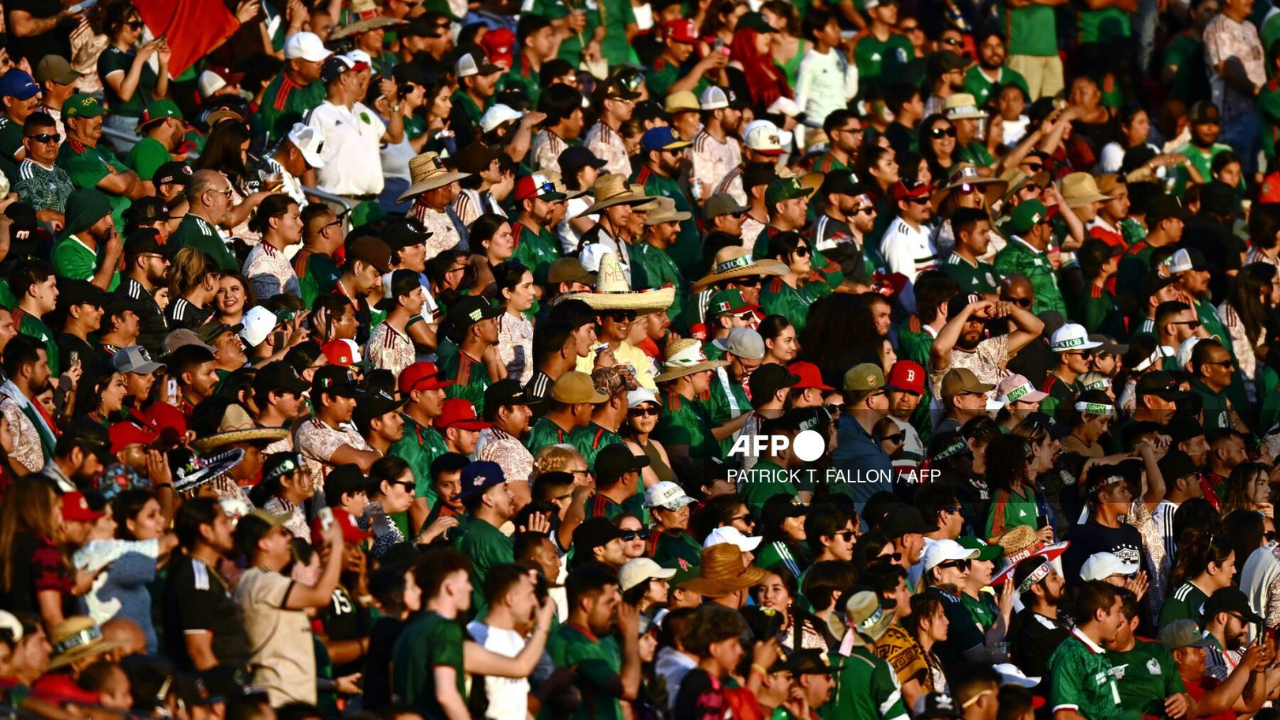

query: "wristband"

left=751, top=664, right=769, bottom=676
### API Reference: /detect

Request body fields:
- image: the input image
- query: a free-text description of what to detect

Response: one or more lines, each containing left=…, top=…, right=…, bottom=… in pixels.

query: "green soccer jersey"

left=963, top=66, right=1030, bottom=106
left=1047, top=630, right=1122, bottom=719
left=388, top=415, right=449, bottom=510
left=994, top=238, right=1066, bottom=316
left=1008, top=4, right=1058, bottom=56
left=1040, top=372, right=1080, bottom=422
left=632, top=168, right=700, bottom=278
left=441, top=350, right=490, bottom=415
left=125, top=135, right=171, bottom=181
left=829, top=645, right=909, bottom=720
left=738, top=458, right=798, bottom=518
left=1106, top=639, right=1187, bottom=717
left=450, top=89, right=486, bottom=128
left=14, top=159, right=75, bottom=213
left=1193, top=298, right=1232, bottom=352
left=654, top=390, right=719, bottom=459
left=1191, top=380, right=1234, bottom=432
left=170, top=214, right=238, bottom=272
left=852, top=32, right=914, bottom=89
left=1174, top=142, right=1234, bottom=195
left=456, top=517, right=514, bottom=613
left=1077, top=7, right=1132, bottom=43
left=500, top=55, right=542, bottom=106
left=511, top=221, right=562, bottom=285
left=56, top=140, right=133, bottom=233
left=391, top=611, right=466, bottom=720
left=943, top=254, right=1000, bottom=295
left=568, top=422, right=624, bottom=471
left=652, top=530, right=702, bottom=569
left=547, top=625, right=623, bottom=720
left=0, top=117, right=23, bottom=181
left=15, top=310, right=58, bottom=376
left=1073, top=284, right=1123, bottom=336
left=52, top=235, right=121, bottom=292
left=255, top=73, right=326, bottom=147
left=705, top=369, right=751, bottom=458
left=1159, top=581, right=1210, bottom=627
left=984, top=486, right=1039, bottom=539
left=1166, top=31, right=1209, bottom=103
left=760, top=277, right=816, bottom=333
left=526, top=416, right=572, bottom=453
left=296, top=250, right=342, bottom=307
left=959, top=141, right=997, bottom=169
left=631, top=242, right=687, bottom=330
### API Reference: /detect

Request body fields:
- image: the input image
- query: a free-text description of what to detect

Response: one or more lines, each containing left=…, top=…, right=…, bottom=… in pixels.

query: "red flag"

left=131, top=0, right=240, bottom=78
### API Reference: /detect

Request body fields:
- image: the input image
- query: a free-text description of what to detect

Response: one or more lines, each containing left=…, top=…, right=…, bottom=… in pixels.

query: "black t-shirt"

left=1008, top=608, right=1070, bottom=678
left=361, top=616, right=404, bottom=711
left=57, top=333, right=101, bottom=417
left=6, top=0, right=67, bottom=66
left=116, top=278, right=169, bottom=356
left=1061, top=518, right=1147, bottom=585
left=672, top=669, right=729, bottom=720
left=318, top=584, right=371, bottom=677
left=926, top=587, right=987, bottom=677
left=163, top=554, right=251, bottom=672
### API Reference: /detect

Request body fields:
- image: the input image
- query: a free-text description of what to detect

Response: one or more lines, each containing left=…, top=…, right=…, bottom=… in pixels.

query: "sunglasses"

left=999, top=295, right=1032, bottom=308
left=606, top=310, right=638, bottom=322
left=854, top=206, right=876, bottom=216
left=1024, top=163, right=1044, bottom=172
left=930, top=126, right=958, bottom=138
left=837, top=530, right=855, bottom=542
left=793, top=246, right=811, bottom=256
left=825, top=403, right=841, bottom=415
left=1267, top=530, right=1277, bottom=542
left=737, top=312, right=755, bottom=321
left=1170, top=320, right=1202, bottom=329
left=127, top=20, right=146, bottom=28
left=939, top=559, right=972, bottom=570
left=904, top=197, right=931, bottom=205
left=1066, top=350, right=1094, bottom=359
left=28, top=133, right=59, bottom=144
left=621, top=530, right=651, bottom=541
left=882, top=432, right=905, bottom=443
left=733, top=277, right=761, bottom=287
left=730, top=513, right=756, bottom=525
left=876, top=552, right=903, bottom=563
left=901, top=24, right=922, bottom=33
left=630, top=407, right=659, bottom=417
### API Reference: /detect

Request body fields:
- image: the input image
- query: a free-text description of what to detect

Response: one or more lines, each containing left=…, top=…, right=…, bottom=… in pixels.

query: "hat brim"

left=654, top=358, right=729, bottom=383
left=990, top=541, right=1071, bottom=586
left=190, top=427, right=290, bottom=452
left=930, top=178, right=1008, bottom=209
left=397, top=171, right=473, bottom=203
left=124, top=360, right=166, bottom=375
left=681, top=565, right=769, bottom=596
left=573, top=286, right=676, bottom=314
left=946, top=110, right=989, bottom=121
left=1064, top=192, right=1113, bottom=208
left=582, top=191, right=655, bottom=216
left=48, top=639, right=124, bottom=670
left=690, top=259, right=789, bottom=293
left=328, top=16, right=408, bottom=40
left=440, top=419, right=491, bottom=432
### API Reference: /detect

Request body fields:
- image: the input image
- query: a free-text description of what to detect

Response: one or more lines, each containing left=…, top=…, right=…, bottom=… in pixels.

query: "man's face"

left=598, top=537, right=628, bottom=567
left=870, top=301, right=891, bottom=336
left=961, top=221, right=992, bottom=256
left=1099, top=596, right=1127, bottom=644
left=830, top=118, right=863, bottom=154
left=888, top=390, right=920, bottom=419
left=23, top=125, right=60, bottom=164
left=979, top=34, right=1006, bottom=68
left=1062, top=349, right=1092, bottom=375
left=484, top=482, right=516, bottom=520
left=397, top=242, right=427, bottom=272
left=826, top=522, right=855, bottom=560
left=215, top=332, right=247, bottom=368
left=185, top=361, right=219, bottom=400
left=376, top=410, right=406, bottom=442
left=1200, top=346, right=1234, bottom=388
left=293, top=58, right=324, bottom=83
left=326, top=392, right=357, bottom=422
left=570, top=322, right=597, bottom=356
left=586, top=584, right=622, bottom=635
left=668, top=39, right=695, bottom=63
left=901, top=195, right=932, bottom=225
left=435, top=470, right=463, bottom=510
left=1178, top=268, right=1212, bottom=298
left=1192, top=120, right=1220, bottom=146
left=69, top=115, right=103, bottom=144
left=778, top=196, right=809, bottom=228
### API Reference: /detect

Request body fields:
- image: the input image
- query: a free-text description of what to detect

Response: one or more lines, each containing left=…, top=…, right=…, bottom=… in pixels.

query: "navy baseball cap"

left=0, top=71, right=39, bottom=101
left=641, top=126, right=691, bottom=155
left=459, top=460, right=507, bottom=500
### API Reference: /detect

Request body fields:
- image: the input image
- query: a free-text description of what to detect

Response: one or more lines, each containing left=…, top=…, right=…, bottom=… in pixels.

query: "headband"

left=1073, top=401, right=1114, bottom=416
left=1016, top=558, right=1052, bottom=595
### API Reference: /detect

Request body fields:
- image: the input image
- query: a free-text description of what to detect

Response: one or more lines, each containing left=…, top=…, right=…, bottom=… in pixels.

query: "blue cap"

left=641, top=126, right=691, bottom=155
left=459, top=460, right=507, bottom=499
left=0, top=71, right=39, bottom=101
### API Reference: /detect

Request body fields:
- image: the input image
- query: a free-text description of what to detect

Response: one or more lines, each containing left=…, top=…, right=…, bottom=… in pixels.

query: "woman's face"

left=217, top=277, right=246, bottom=314
left=627, top=401, right=660, bottom=434
left=754, top=30, right=772, bottom=55
left=292, top=551, right=322, bottom=585
left=781, top=514, right=805, bottom=541
left=727, top=503, right=755, bottom=535
left=431, top=86, right=452, bottom=119
left=647, top=577, right=670, bottom=604
left=619, top=516, right=647, bottom=558
left=788, top=242, right=812, bottom=274
left=1249, top=470, right=1271, bottom=505
left=880, top=339, right=897, bottom=374
left=486, top=222, right=516, bottom=260
left=872, top=151, right=899, bottom=185
left=120, top=13, right=144, bottom=44
left=1125, top=111, right=1150, bottom=146
left=970, top=558, right=995, bottom=586
left=402, top=567, right=423, bottom=612
left=239, top=140, right=250, bottom=166
left=91, top=506, right=118, bottom=541
left=1217, top=161, right=1242, bottom=188
left=639, top=631, right=658, bottom=663
left=767, top=324, right=798, bottom=361
left=655, top=505, right=690, bottom=531
left=929, top=121, right=956, bottom=156
left=127, top=499, right=165, bottom=541
left=1070, top=78, right=1101, bottom=110
left=505, top=270, right=536, bottom=312
left=100, top=372, right=129, bottom=414
left=758, top=572, right=792, bottom=613
left=917, top=160, right=932, bottom=187
left=998, top=85, right=1025, bottom=121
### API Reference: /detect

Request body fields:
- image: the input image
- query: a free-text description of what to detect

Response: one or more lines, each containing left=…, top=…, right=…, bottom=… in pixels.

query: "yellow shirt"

left=575, top=341, right=658, bottom=390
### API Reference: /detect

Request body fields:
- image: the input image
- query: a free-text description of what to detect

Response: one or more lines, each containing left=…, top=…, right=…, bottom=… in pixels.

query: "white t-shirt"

left=465, top=621, right=530, bottom=720
left=308, top=101, right=386, bottom=196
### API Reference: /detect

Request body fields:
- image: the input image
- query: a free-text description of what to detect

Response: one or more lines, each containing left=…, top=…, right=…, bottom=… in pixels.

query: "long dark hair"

left=1222, top=509, right=1266, bottom=573
left=986, top=433, right=1032, bottom=493
left=195, top=120, right=252, bottom=190
left=1168, top=525, right=1234, bottom=591
left=798, top=293, right=886, bottom=388
left=919, top=114, right=955, bottom=180
left=1227, top=263, right=1273, bottom=344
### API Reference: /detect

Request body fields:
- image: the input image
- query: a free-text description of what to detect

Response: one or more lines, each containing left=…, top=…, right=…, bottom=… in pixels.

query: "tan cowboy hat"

left=930, top=162, right=1008, bottom=209
left=397, top=152, right=472, bottom=203
left=690, top=246, right=788, bottom=293
left=654, top=338, right=729, bottom=383
left=581, top=175, right=652, bottom=215
left=845, top=590, right=897, bottom=641
left=328, top=16, right=406, bottom=40
left=944, top=93, right=988, bottom=121
left=996, top=167, right=1050, bottom=206
left=190, top=405, right=289, bottom=452
left=639, top=196, right=691, bottom=225
left=679, top=544, right=768, bottom=597
left=1059, top=172, right=1114, bottom=208
left=48, top=616, right=123, bottom=670
left=568, top=252, right=675, bottom=314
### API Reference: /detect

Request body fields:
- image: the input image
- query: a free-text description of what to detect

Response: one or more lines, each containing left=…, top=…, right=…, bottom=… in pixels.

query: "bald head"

left=1001, top=274, right=1034, bottom=308
left=186, top=170, right=233, bottom=223
left=101, top=618, right=146, bottom=659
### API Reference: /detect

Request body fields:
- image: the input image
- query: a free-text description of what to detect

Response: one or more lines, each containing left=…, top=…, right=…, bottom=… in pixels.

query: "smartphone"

left=1036, top=514, right=1048, bottom=530
left=318, top=507, right=334, bottom=532
left=167, top=378, right=178, bottom=403
left=69, top=351, right=79, bottom=368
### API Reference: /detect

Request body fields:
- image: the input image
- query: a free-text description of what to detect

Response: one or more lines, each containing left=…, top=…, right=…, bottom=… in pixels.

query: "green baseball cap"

left=1007, top=199, right=1057, bottom=235
left=842, top=363, right=886, bottom=394
left=956, top=537, right=1003, bottom=562
left=709, top=289, right=758, bottom=316
left=765, top=177, right=813, bottom=208
left=138, top=99, right=184, bottom=131
left=63, top=93, right=105, bottom=119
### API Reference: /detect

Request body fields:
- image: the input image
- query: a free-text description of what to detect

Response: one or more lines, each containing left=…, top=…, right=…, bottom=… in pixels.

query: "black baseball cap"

left=126, top=197, right=175, bottom=226
left=58, top=278, right=106, bottom=309
left=595, top=443, right=649, bottom=483
left=62, top=417, right=111, bottom=463
left=375, top=269, right=423, bottom=312
left=1157, top=449, right=1197, bottom=484
left=252, top=360, right=310, bottom=397
left=327, top=463, right=377, bottom=498
left=574, top=517, right=626, bottom=555
left=1024, top=411, right=1072, bottom=439
left=123, top=227, right=170, bottom=259
left=743, top=162, right=777, bottom=190
left=382, top=218, right=432, bottom=250
left=312, top=366, right=364, bottom=398
left=153, top=161, right=193, bottom=187
left=1136, top=371, right=1193, bottom=401
left=447, top=296, right=503, bottom=335
left=818, top=170, right=868, bottom=198
left=881, top=506, right=937, bottom=537
left=485, top=379, right=542, bottom=409
left=1146, top=194, right=1192, bottom=227
left=748, top=364, right=800, bottom=409
left=262, top=451, right=306, bottom=483
left=1202, top=587, right=1263, bottom=624
left=1165, top=413, right=1205, bottom=445
left=353, top=388, right=407, bottom=427
left=946, top=292, right=985, bottom=319
left=558, top=145, right=607, bottom=179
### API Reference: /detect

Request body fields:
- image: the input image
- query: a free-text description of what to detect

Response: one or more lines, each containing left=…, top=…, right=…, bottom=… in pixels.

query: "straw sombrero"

left=581, top=174, right=652, bottom=215
left=689, top=246, right=788, bottom=293
left=654, top=338, right=728, bottom=382
left=48, top=617, right=122, bottom=669
left=989, top=524, right=1070, bottom=586
left=190, top=405, right=289, bottom=452
left=568, top=252, right=675, bottom=314
left=996, top=167, right=1050, bottom=206
left=679, top=544, right=768, bottom=597
left=328, top=16, right=406, bottom=40
left=173, top=448, right=246, bottom=494
left=930, top=163, right=1008, bottom=209
left=397, top=152, right=472, bottom=203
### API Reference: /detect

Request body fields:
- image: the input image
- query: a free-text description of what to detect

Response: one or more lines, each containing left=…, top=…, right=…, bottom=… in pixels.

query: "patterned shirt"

left=531, top=130, right=569, bottom=178
left=408, top=204, right=464, bottom=260
left=263, top=496, right=310, bottom=542
left=0, top=394, right=44, bottom=474
left=295, top=417, right=371, bottom=486
left=1205, top=12, right=1265, bottom=118
left=366, top=321, right=415, bottom=378
left=584, top=122, right=631, bottom=178
left=496, top=311, right=534, bottom=386
left=691, top=131, right=742, bottom=196
left=713, top=164, right=747, bottom=206
left=14, top=159, right=75, bottom=212
left=452, top=188, right=506, bottom=230
left=476, top=426, right=535, bottom=484
left=243, top=241, right=301, bottom=301
left=928, top=334, right=1010, bottom=405
left=880, top=217, right=940, bottom=284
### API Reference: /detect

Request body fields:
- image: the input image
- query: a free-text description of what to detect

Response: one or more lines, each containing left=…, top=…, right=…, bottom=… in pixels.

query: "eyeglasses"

left=882, top=432, right=905, bottom=443
left=630, top=407, right=659, bottom=417
left=938, top=559, right=972, bottom=570
left=1170, top=320, right=1202, bottom=330
left=929, top=126, right=958, bottom=138
left=570, top=469, right=594, bottom=479
left=27, top=133, right=59, bottom=144
left=209, top=187, right=234, bottom=199
left=793, top=246, right=810, bottom=257
left=999, top=295, right=1032, bottom=308
left=730, top=513, right=755, bottom=525
left=944, top=506, right=963, bottom=514
left=605, top=310, right=637, bottom=322
left=620, top=530, right=651, bottom=541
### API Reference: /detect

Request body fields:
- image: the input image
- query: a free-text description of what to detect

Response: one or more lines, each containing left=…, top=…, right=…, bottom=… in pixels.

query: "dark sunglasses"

left=1171, top=320, right=1202, bottom=330
left=882, top=432, right=905, bottom=443
left=606, top=310, right=637, bottom=322
left=854, top=206, right=876, bottom=216
left=929, top=126, right=958, bottom=138
left=730, top=513, right=756, bottom=525
left=27, top=133, right=60, bottom=144
left=630, top=407, right=659, bottom=418
left=905, top=197, right=931, bottom=205
left=1267, top=531, right=1277, bottom=542
left=793, top=246, right=810, bottom=256
left=621, top=530, right=651, bottom=541
left=1067, top=350, right=1094, bottom=359
left=127, top=20, right=146, bottom=28
left=732, top=277, right=761, bottom=287
left=939, top=559, right=972, bottom=570
left=999, top=295, right=1032, bottom=308
left=901, top=24, right=922, bottom=33
left=876, top=552, right=903, bottom=563
left=825, top=404, right=841, bottom=415
left=837, top=530, right=855, bottom=542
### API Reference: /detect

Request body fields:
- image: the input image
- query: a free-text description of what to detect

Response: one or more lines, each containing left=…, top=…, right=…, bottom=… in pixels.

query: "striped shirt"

left=452, top=188, right=506, bottom=229
left=531, top=130, right=569, bottom=178
left=584, top=122, right=631, bottom=178
left=690, top=130, right=741, bottom=196
left=1151, top=500, right=1179, bottom=566
left=713, top=164, right=747, bottom=206
left=880, top=217, right=939, bottom=283
left=166, top=298, right=213, bottom=330
left=366, top=321, right=415, bottom=377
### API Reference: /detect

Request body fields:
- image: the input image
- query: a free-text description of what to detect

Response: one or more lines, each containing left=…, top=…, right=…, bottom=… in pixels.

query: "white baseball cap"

left=618, top=558, right=677, bottom=592
left=1177, top=336, right=1205, bottom=369
left=455, top=52, right=503, bottom=78
left=283, top=32, right=332, bottom=63
left=644, top=481, right=694, bottom=511
left=627, top=387, right=659, bottom=408
left=699, top=86, right=730, bottom=110
left=240, top=306, right=280, bottom=347
left=703, top=526, right=763, bottom=552
left=287, top=123, right=326, bottom=168
left=345, top=50, right=373, bottom=67
left=0, top=610, right=22, bottom=642
left=1050, top=323, right=1102, bottom=353
left=921, top=538, right=980, bottom=572
left=743, top=119, right=792, bottom=156
left=479, top=103, right=522, bottom=134
left=198, top=70, right=228, bottom=98
left=1079, top=552, right=1140, bottom=582
left=993, top=663, right=1040, bottom=688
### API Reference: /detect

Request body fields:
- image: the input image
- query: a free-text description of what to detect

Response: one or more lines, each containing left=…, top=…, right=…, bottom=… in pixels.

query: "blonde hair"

left=168, top=247, right=220, bottom=299
left=533, top=444, right=585, bottom=477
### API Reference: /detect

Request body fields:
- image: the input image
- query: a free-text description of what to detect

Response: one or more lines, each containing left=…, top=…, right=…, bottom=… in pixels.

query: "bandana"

left=1073, top=401, right=1114, bottom=416
left=1016, top=558, right=1052, bottom=595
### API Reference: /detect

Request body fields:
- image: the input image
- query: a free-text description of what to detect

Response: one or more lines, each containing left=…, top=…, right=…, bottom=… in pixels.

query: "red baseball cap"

left=33, top=675, right=100, bottom=706
left=398, top=361, right=455, bottom=395
left=891, top=181, right=932, bottom=202
left=787, top=361, right=834, bottom=391
left=109, top=421, right=160, bottom=456
left=311, top=507, right=371, bottom=545
left=322, top=339, right=366, bottom=368
left=436, top=398, right=490, bottom=432
left=886, top=360, right=926, bottom=394
left=664, top=19, right=698, bottom=43
left=479, top=27, right=515, bottom=66
left=131, top=401, right=188, bottom=443
left=61, top=491, right=105, bottom=523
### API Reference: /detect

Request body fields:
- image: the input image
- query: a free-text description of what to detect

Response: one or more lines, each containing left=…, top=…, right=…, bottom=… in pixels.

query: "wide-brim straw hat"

left=581, top=174, right=652, bottom=215
left=989, top=525, right=1071, bottom=586
left=1060, top=172, right=1114, bottom=208
left=679, top=544, right=768, bottom=596
left=397, top=152, right=472, bottom=203
left=173, top=448, right=246, bottom=494
left=654, top=338, right=729, bottom=383
left=569, top=252, right=675, bottom=314
left=997, top=168, right=1050, bottom=205
left=690, top=246, right=788, bottom=293
left=329, top=16, right=406, bottom=40
left=930, top=163, right=1008, bottom=209
left=190, top=405, right=289, bottom=452
left=48, top=616, right=123, bottom=669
